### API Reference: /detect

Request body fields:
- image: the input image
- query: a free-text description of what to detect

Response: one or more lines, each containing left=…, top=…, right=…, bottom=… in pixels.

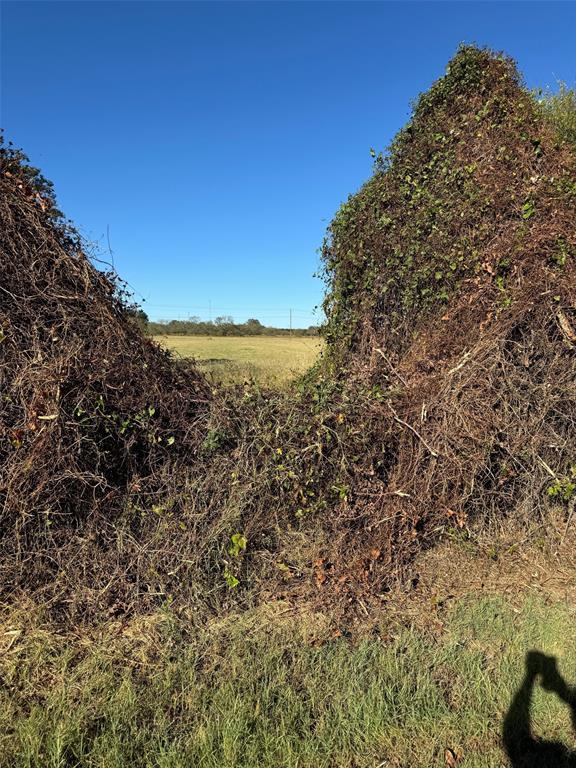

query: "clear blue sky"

left=2, top=2, right=575, bottom=326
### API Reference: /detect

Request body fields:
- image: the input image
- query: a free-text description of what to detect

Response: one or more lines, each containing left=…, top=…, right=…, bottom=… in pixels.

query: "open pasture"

left=154, top=335, right=324, bottom=385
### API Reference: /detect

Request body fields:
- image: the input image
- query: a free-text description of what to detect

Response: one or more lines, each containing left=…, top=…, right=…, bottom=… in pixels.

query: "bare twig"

left=386, top=403, right=440, bottom=458
left=374, top=347, right=408, bottom=387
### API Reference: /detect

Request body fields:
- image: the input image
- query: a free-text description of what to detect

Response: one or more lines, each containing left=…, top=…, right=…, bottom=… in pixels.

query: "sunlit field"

left=155, top=335, right=324, bottom=385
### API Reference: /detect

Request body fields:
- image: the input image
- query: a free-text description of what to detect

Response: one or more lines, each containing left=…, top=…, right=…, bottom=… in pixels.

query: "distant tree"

left=243, top=318, right=264, bottom=335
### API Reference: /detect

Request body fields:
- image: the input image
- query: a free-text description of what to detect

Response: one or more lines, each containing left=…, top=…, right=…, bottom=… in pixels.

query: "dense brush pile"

left=1, top=46, right=575, bottom=620
left=313, top=46, right=576, bottom=594
left=0, top=145, right=211, bottom=610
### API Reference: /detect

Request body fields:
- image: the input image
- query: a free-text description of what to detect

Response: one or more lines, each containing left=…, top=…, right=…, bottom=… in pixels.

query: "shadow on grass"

left=503, top=650, right=576, bottom=767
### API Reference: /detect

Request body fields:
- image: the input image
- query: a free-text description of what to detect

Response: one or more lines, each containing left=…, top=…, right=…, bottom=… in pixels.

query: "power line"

left=143, top=303, right=316, bottom=313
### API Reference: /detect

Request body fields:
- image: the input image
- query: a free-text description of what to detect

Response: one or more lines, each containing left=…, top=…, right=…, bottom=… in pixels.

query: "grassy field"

left=2, top=584, right=575, bottom=767
left=154, top=335, right=324, bottom=385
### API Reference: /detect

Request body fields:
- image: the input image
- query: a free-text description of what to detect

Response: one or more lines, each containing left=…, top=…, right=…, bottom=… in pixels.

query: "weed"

left=547, top=466, right=576, bottom=503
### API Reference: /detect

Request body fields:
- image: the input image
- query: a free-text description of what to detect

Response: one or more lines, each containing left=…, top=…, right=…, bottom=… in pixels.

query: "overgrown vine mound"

left=1, top=46, right=575, bottom=621
left=310, top=45, right=576, bottom=597
left=0, top=145, right=212, bottom=611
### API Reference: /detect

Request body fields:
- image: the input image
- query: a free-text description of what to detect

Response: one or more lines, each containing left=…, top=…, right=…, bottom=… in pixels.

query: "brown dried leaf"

left=444, top=747, right=459, bottom=767
left=557, top=310, right=576, bottom=344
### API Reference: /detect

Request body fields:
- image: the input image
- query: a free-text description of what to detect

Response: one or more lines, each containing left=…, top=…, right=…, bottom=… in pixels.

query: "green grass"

left=2, top=593, right=575, bottom=767
left=154, top=335, right=324, bottom=385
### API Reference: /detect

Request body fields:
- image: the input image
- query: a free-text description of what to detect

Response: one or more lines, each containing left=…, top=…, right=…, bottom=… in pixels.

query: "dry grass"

left=154, top=335, right=324, bottom=385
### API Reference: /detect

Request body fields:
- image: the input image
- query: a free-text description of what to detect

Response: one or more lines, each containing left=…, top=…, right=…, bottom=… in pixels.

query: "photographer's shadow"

left=503, top=650, right=576, bottom=767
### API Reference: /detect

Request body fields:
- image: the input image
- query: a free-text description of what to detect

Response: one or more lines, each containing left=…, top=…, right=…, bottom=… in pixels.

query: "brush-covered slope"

left=0, top=143, right=211, bottom=604
left=310, top=47, right=576, bottom=592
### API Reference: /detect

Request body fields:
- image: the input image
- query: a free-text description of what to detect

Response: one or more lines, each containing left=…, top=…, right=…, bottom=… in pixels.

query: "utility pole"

left=289, top=308, right=292, bottom=335
left=209, top=299, right=212, bottom=323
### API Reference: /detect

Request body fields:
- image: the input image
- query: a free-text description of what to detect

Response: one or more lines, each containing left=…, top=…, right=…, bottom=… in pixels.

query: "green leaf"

left=521, top=200, right=535, bottom=220
left=228, top=533, right=247, bottom=557
left=223, top=567, right=239, bottom=588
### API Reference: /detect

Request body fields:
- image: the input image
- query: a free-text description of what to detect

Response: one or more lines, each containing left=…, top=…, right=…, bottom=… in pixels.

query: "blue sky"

left=2, top=2, right=575, bottom=326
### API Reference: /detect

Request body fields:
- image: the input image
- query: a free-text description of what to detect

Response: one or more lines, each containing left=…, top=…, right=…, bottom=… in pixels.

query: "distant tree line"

left=139, top=313, right=319, bottom=337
